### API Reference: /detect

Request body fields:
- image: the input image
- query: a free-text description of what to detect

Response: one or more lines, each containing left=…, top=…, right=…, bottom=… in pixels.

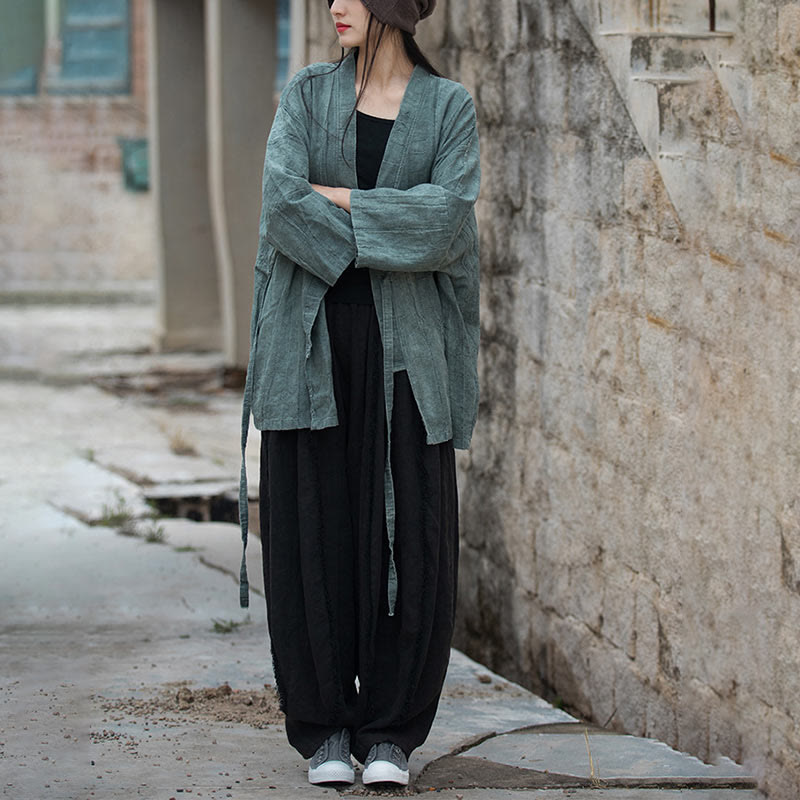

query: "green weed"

left=211, top=616, right=251, bottom=634
left=143, top=522, right=166, bottom=544
left=99, top=491, right=136, bottom=529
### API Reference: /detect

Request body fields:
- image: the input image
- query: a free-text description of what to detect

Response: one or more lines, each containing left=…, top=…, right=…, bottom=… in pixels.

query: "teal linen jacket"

left=239, top=52, right=481, bottom=614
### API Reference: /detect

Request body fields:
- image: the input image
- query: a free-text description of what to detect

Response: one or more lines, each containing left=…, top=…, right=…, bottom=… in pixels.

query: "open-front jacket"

left=239, top=51, right=481, bottom=614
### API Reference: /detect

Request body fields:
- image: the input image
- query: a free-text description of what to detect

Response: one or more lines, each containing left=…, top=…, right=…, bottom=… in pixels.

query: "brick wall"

left=0, top=0, right=155, bottom=291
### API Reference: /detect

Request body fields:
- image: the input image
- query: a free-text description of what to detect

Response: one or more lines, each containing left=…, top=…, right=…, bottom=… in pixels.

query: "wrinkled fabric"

left=260, top=302, right=458, bottom=763
left=239, top=51, right=480, bottom=612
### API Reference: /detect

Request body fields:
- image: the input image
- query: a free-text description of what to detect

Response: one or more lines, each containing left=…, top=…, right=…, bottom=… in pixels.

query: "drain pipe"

left=709, top=0, right=716, bottom=31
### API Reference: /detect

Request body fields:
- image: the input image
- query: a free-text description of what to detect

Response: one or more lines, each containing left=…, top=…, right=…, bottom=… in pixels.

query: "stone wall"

left=440, top=1, right=800, bottom=797
left=0, top=0, right=155, bottom=294
left=303, top=2, right=800, bottom=796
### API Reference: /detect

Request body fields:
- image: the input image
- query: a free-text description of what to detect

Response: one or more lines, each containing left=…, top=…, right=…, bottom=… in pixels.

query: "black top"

left=326, top=111, right=395, bottom=305
left=356, top=110, right=395, bottom=189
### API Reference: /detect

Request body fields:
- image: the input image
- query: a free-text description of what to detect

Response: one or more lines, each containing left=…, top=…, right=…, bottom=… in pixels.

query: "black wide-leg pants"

left=259, top=300, right=459, bottom=764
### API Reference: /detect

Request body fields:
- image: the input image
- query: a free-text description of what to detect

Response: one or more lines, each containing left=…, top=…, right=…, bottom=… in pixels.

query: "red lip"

left=336, top=24, right=350, bottom=32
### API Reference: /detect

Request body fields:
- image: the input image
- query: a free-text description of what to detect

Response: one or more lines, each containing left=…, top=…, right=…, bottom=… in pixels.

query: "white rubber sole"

left=362, top=760, right=410, bottom=785
left=308, top=760, right=355, bottom=785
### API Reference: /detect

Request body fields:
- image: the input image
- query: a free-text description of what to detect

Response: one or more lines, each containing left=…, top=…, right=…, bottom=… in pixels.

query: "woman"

left=238, top=0, right=480, bottom=787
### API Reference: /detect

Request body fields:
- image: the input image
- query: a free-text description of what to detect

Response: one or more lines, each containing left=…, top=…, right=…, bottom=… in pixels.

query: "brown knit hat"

left=360, top=0, right=436, bottom=34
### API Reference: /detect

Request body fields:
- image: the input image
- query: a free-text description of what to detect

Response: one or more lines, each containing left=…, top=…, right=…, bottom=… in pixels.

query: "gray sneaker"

left=308, top=729, right=355, bottom=785
left=362, top=742, right=409, bottom=785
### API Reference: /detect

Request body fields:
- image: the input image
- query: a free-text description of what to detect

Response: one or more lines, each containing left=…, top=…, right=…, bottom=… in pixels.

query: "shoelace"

left=312, top=731, right=350, bottom=767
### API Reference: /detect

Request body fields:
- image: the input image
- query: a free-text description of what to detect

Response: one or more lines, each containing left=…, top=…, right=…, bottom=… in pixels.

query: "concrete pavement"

left=0, top=303, right=765, bottom=799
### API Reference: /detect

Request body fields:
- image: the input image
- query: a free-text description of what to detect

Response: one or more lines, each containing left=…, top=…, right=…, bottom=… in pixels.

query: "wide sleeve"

left=258, top=76, right=357, bottom=286
left=349, top=91, right=480, bottom=274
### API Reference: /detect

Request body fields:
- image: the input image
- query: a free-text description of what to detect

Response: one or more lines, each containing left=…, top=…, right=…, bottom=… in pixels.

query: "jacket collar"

left=337, top=51, right=429, bottom=188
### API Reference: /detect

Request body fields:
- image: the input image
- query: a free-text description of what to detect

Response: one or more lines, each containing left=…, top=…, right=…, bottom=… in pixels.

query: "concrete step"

left=568, top=0, right=749, bottom=248
left=631, top=72, right=698, bottom=84
left=596, top=0, right=652, bottom=32
left=629, top=33, right=732, bottom=75
left=0, top=279, right=156, bottom=306
left=418, top=722, right=758, bottom=792
left=653, top=67, right=743, bottom=158
left=660, top=0, right=713, bottom=32
left=0, top=224, right=134, bottom=257
left=617, top=37, right=742, bottom=159
left=597, top=0, right=721, bottom=34
left=0, top=252, right=152, bottom=283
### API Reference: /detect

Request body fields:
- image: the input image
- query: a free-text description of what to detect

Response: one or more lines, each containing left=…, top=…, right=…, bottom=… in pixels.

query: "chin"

left=338, top=31, right=364, bottom=48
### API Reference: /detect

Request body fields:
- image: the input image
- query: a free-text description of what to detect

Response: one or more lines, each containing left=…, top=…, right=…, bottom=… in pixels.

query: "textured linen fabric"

left=246, top=52, right=480, bottom=442
left=239, top=51, right=480, bottom=612
left=361, top=0, right=436, bottom=34
left=260, top=303, right=458, bottom=763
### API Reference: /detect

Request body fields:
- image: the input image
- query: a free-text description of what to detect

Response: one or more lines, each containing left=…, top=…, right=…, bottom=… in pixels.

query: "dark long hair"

left=300, top=12, right=444, bottom=162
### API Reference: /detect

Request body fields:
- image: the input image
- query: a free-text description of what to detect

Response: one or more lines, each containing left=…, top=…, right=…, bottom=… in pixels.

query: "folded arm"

left=349, top=93, right=480, bottom=274
left=258, top=88, right=356, bottom=286
left=310, top=184, right=351, bottom=213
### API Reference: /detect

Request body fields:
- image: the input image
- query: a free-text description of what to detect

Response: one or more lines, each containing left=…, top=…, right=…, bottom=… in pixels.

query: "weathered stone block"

left=541, top=210, right=576, bottom=297
left=475, top=61, right=505, bottom=127
left=583, top=638, right=617, bottom=727
left=566, top=57, right=614, bottom=138
left=445, top=0, right=472, bottom=48
left=564, top=561, right=607, bottom=634
left=593, top=462, right=650, bottom=575
left=707, top=701, right=744, bottom=763
left=584, top=307, right=625, bottom=393
left=497, top=0, right=521, bottom=54
left=677, top=681, right=713, bottom=759
left=462, top=0, right=494, bottom=52
left=596, top=226, right=646, bottom=298
left=633, top=583, right=662, bottom=682
left=777, top=4, right=800, bottom=66
left=520, top=131, right=554, bottom=224
left=516, top=282, right=548, bottom=367
left=587, top=136, right=627, bottom=223
left=552, top=134, right=594, bottom=219
left=531, top=48, right=569, bottom=130
left=756, top=152, right=800, bottom=245
left=645, top=681, right=679, bottom=745
left=758, top=71, right=800, bottom=162
left=601, top=567, right=637, bottom=658
left=613, top=654, right=648, bottom=734
left=623, top=158, right=681, bottom=239
left=641, top=234, right=697, bottom=328
left=520, top=0, right=555, bottom=47
left=503, top=51, right=537, bottom=129
left=502, top=137, right=526, bottom=212
left=636, top=314, right=676, bottom=406
left=545, top=613, right=594, bottom=712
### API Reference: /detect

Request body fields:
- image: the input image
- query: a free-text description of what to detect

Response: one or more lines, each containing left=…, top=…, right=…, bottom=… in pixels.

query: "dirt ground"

left=97, top=683, right=284, bottom=730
